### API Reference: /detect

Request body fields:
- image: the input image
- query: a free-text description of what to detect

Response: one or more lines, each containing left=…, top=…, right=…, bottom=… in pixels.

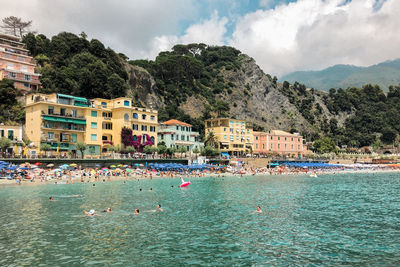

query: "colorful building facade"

left=0, top=124, right=24, bottom=154
left=0, top=33, right=40, bottom=92
left=25, top=93, right=158, bottom=157
left=205, top=118, right=253, bottom=156
left=253, top=130, right=306, bottom=158
left=158, top=119, right=203, bottom=152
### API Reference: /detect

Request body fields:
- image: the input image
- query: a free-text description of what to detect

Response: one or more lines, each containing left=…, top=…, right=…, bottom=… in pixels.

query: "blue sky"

left=1, top=0, right=398, bottom=76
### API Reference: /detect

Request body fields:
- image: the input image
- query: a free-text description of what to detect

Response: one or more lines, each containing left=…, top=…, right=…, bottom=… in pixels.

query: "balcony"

left=102, top=140, right=113, bottom=145
left=42, top=125, right=85, bottom=132
left=42, top=112, right=85, bottom=119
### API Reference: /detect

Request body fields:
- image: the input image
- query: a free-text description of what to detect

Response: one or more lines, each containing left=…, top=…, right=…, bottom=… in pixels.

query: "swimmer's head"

left=89, top=209, right=95, bottom=215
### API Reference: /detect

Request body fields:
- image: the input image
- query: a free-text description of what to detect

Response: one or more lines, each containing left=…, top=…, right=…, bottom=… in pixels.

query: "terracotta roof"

left=161, top=119, right=192, bottom=127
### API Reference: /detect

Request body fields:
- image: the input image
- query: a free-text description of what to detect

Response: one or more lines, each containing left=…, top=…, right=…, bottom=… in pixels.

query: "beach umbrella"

left=69, top=163, right=77, bottom=167
left=117, top=164, right=123, bottom=167
left=126, top=168, right=133, bottom=173
left=110, top=165, right=116, bottom=168
left=47, top=163, right=54, bottom=167
left=31, top=165, right=38, bottom=168
left=34, top=162, right=42, bottom=166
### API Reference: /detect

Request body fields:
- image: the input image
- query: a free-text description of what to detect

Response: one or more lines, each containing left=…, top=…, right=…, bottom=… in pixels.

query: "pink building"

left=0, top=33, right=40, bottom=92
left=253, top=130, right=307, bottom=158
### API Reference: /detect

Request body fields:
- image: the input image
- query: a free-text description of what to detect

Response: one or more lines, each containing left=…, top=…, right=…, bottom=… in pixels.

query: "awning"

left=58, top=93, right=88, bottom=102
left=221, top=152, right=230, bottom=157
left=42, top=116, right=86, bottom=124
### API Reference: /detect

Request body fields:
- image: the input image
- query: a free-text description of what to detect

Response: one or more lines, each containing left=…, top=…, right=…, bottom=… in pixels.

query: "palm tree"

left=76, top=142, right=87, bottom=159
left=204, top=132, right=219, bottom=149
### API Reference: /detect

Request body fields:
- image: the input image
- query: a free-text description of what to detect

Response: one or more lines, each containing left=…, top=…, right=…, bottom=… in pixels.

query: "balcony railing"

left=42, top=111, right=85, bottom=119
left=42, top=125, right=85, bottom=132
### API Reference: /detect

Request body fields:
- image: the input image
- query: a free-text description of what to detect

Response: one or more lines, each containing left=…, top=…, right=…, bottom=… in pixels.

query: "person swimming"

left=84, top=209, right=99, bottom=216
left=92, top=184, right=96, bottom=187
left=49, top=196, right=54, bottom=201
left=149, top=188, right=153, bottom=192
left=156, top=204, right=163, bottom=212
left=256, top=206, right=262, bottom=213
left=139, top=188, right=142, bottom=192
left=134, top=209, right=140, bottom=215
left=102, top=208, right=111, bottom=213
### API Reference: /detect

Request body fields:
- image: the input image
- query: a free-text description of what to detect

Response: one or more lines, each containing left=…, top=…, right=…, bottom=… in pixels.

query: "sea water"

left=0, top=173, right=399, bottom=266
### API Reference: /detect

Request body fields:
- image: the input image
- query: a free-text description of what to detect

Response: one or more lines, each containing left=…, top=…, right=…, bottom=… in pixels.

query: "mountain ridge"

left=280, top=59, right=400, bottom=91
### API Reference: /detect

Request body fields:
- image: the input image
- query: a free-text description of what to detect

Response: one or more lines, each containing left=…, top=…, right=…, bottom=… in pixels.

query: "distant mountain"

left=280, top=59, right=400, bottom=91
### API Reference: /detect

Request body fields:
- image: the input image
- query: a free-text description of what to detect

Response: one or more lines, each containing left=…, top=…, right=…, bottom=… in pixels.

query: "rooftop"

left=161, top=119, right=192, bottom=127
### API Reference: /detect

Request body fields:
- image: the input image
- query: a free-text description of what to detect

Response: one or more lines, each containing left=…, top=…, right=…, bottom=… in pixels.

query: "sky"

left=1, top=0, right=399, bottom=77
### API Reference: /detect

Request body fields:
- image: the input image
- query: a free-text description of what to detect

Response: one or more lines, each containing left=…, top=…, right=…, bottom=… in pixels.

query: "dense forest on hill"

left=22, top=32, right=128, bottom=99
left=1, top=31, right=397, bottom=151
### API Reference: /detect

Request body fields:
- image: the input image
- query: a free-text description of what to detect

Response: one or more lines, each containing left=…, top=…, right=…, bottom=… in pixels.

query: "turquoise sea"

left=0, top=173, right=399, bottom=266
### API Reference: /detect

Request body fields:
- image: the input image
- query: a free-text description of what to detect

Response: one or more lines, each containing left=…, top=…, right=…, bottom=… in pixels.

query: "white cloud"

left=145, top=11, right=228, bottom=59
left=230, top=0, right=400, bottom=76
left=0, top=0, right=197, bottom=60
left=259, top=0, right=273, bottom=8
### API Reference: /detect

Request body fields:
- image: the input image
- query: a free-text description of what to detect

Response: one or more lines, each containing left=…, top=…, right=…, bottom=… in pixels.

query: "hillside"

left=14, top=32, right=400, bottom=149
left=280, top=59, right=400, bottom=91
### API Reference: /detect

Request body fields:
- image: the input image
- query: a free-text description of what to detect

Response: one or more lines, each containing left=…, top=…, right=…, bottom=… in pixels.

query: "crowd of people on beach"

left=0, top=160, right=399, bottom=186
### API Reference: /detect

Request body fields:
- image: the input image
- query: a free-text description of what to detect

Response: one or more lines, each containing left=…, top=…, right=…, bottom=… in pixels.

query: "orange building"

left=253, top=130, right=307, bottom=158
left=0, top=33, right=40, bottom=92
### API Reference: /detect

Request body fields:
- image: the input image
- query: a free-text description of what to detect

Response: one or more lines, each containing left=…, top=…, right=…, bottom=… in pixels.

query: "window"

left=48, top=106, right=54, bottom=115
left=132, top=124, right=138, bottom=130
left=141, top=125, right=147, bottom=131
left=133, top=113, right=138, bottom=119
left=103, top=123, right=112, bottom=130
left=278, top=137, right=280, bottom=141
left=7, top=63, right=14, bottom=70
left=256, top=136, right=258, bottom=140
left=91, top=134, right=97, bottom=141
left=24, top=74, right=31, bottom=81
left=18, top=56, right=25, bottom=62
left=72, top=134, right=77, bottom=142
left=187, top=136, right=189, bottom=141
left=150, top=115, right=155, bottom=121
left=291, top=144, right=294, bottom=149
left=150, top=126, right=156, bottom=132
left=171, top=134, right=174, bottom=140
left=101, top=102, right=107, bottom=108
left=133, top=135, right=137, bottom=141
left=298, top=145, right=300, bottom=150
left=181, top=135, right=185, bottom=141
left=6, top=130, right=14, bottom=140
left=151, top=136, right=155, bottom=143
left=72, top=110, right=77, bottom=117
left=142, top=114, right=146, bottom=120
left=224, top=135, right=227, bottom=139
left=60, top=108, right=66, bottom=116
left=285, top=137, right=287, bottom=141
left=236, top=136, right=239, bottom=140
left=271, top=136, right=273, bottom=140
left=256, top=144, right=258, bottom=149
left=278, top=144, right=280, bottom=149
left=161, top=134, right=164, bottom=140
left=291, top=138, right=293, bottom=141
left=262, top=144, right=265, bottom=149
left=176, top=134, right=179, bottom=140
left=48, top=132, right=54, bottom=140
left=91, top=111, right=97, bottom=117
left=91, top=122, right=97, bottom=129
left=8, top=72, right=16, bottom=78
left=0, top=130, right=3, bottom=137
left=124, top=100, right=130, bottom=106
left=24, top=83, right=30, bottom=88
left=176, top=126, right=179, bottom=130
left=124, top=113, right=129, bottom=121
left=285, top=144, right=287, bottom=149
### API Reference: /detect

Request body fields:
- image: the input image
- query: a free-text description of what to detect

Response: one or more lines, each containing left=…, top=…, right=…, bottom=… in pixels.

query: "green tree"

left=380, top=128, right=397, bottom=145
left=200, top=145, right=219, bottom=157
left=76, top=142, right=87, bottom=159
left=177, top=146, right=187, bottom=158
left=312, top=137, right=337, bottom=154
left=204, top=132, right=218, bottom=148
left=39, top=143, right=51, bottom=157
left=0, top=137, right=11, bottom=157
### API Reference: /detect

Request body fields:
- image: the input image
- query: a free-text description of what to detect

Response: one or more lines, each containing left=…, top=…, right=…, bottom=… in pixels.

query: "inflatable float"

left=180, top=181, right=191, bottom=187
left=180, top=177, right=190, bottom=187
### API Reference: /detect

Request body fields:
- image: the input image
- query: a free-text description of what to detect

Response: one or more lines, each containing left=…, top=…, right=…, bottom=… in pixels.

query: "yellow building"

left=205, top=118, right=253, bottom=156
left=25, top=93, right=158, bottom=157
left=0, top=124, right=24, bottom=154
